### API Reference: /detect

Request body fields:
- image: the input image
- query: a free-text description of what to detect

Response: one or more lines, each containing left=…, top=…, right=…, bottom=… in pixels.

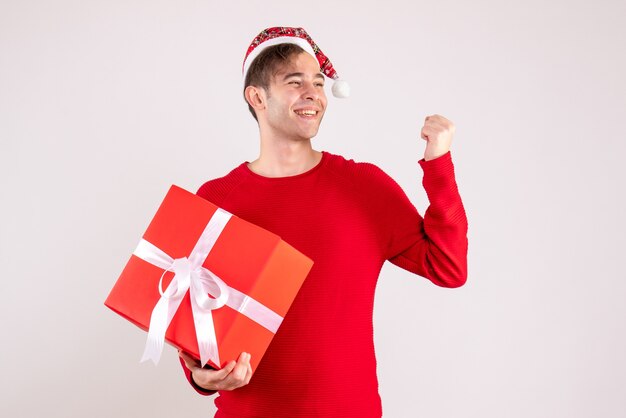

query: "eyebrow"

left=282, top=72, right=325, bottom=81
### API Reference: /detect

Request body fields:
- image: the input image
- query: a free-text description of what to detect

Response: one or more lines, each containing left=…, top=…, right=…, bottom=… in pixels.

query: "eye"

left=288, top=80, right=302, bottom=86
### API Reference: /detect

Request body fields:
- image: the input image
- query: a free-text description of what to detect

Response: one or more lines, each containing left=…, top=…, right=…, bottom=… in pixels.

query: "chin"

left=302, top=129, right=321, bottom=140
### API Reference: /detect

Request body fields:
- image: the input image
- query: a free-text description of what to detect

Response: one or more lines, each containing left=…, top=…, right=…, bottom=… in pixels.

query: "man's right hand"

left=179, top=350, right=252, bottom=391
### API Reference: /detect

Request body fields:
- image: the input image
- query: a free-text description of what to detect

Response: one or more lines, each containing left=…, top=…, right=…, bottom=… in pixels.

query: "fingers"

left=185, top=352, right=253, bottom=391
left=421, top=114, right=455, bottom=161
left=243, top=356, right=253, bottom=385
left=422, top=114, right=455, bottom=141
left=213, top=360, right=237, bottom=380
left=179, top=350, right=200, bottom=372
left=218, top=352, right=252, bottom=390
left=425, top=114, right=450, bottom=125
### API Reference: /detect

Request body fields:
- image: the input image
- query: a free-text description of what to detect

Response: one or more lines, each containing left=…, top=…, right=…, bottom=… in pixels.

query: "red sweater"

left=181, top=151, right=467, bottom=417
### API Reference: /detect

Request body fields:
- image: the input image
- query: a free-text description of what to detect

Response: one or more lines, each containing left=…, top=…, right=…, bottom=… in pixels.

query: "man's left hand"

left=421, top=114, right=455, bottom=161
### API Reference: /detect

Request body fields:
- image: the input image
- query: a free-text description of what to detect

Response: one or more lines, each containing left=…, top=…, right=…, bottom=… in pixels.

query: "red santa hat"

left=242, top=27, right=350, bottom=98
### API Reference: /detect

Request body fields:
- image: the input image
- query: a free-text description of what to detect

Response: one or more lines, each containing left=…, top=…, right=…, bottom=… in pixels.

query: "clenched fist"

left=421, top=114, right=455, bottom=161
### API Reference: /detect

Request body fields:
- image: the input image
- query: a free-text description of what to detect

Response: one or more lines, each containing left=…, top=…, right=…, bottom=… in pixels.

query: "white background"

left=1, top=1, right=625, bottom=417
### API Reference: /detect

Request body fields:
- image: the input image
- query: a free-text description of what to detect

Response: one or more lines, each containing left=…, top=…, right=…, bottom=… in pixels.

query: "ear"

left=244, top=85, right=267, bottom=113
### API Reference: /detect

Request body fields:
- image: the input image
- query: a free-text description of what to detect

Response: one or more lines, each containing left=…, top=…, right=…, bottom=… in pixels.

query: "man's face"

left=261, top=52, right=328, bottom=142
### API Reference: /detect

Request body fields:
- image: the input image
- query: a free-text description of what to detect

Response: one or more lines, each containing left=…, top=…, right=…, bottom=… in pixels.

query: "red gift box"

left=105, top=185, right=313, bottom=373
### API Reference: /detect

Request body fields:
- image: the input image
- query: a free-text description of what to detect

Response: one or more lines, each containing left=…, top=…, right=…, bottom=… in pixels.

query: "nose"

left=302, top=81, right=321, bottom=101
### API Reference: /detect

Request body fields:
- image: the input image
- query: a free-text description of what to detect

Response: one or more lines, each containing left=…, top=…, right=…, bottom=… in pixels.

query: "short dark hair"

left=244, top=43, right=307, bottom=121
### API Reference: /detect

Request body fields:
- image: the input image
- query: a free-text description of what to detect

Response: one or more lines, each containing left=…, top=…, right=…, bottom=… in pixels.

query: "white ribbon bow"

left=132, top=208, right=283, bottom=367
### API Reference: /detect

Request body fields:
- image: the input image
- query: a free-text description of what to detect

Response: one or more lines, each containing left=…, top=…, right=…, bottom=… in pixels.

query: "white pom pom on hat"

left=331, top=78, right=350, bottom=99
left=243, top=27, right=350, bottom=99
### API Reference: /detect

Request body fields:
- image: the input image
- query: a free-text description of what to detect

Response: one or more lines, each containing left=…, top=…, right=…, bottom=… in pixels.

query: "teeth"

left=295, top=110, right=317, bottom=116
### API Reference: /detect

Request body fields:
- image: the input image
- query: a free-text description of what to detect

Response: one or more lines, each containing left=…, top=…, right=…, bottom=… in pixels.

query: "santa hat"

left=243, top=27, right=350, bottom=98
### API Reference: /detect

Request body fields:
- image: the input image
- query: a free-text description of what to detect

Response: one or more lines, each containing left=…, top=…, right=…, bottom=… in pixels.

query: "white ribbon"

left=133, top=208, right=284, bottom=367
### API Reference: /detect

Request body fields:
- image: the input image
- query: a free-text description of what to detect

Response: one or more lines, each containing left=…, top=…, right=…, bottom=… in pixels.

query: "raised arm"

left=385, top=115, right=468, bottom=287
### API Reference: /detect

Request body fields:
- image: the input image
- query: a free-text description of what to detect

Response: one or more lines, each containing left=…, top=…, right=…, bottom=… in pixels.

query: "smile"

left=294, top=109, right=318, bottom=116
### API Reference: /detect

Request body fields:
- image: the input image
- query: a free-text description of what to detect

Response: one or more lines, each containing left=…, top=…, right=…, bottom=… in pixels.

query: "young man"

left=179, top=27, right=467, bottom=417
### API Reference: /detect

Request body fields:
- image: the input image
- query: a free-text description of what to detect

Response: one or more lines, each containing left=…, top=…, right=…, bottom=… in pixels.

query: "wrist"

left=424, top=150, right=447, bottom=161
left=191, top=371, right=215, bottom=392
left=424, top=150, right=449, bottom=162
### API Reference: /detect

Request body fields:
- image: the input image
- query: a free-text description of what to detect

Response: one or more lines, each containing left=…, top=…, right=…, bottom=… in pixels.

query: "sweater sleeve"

left=383, top=152, right=468, bottom=287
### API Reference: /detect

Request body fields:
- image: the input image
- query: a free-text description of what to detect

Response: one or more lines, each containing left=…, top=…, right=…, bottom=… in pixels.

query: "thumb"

left=210, top=360, right=237, bottom=381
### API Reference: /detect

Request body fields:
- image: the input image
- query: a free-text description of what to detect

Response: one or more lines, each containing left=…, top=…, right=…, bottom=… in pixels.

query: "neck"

left=248, top=137, right=322, bottom=178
